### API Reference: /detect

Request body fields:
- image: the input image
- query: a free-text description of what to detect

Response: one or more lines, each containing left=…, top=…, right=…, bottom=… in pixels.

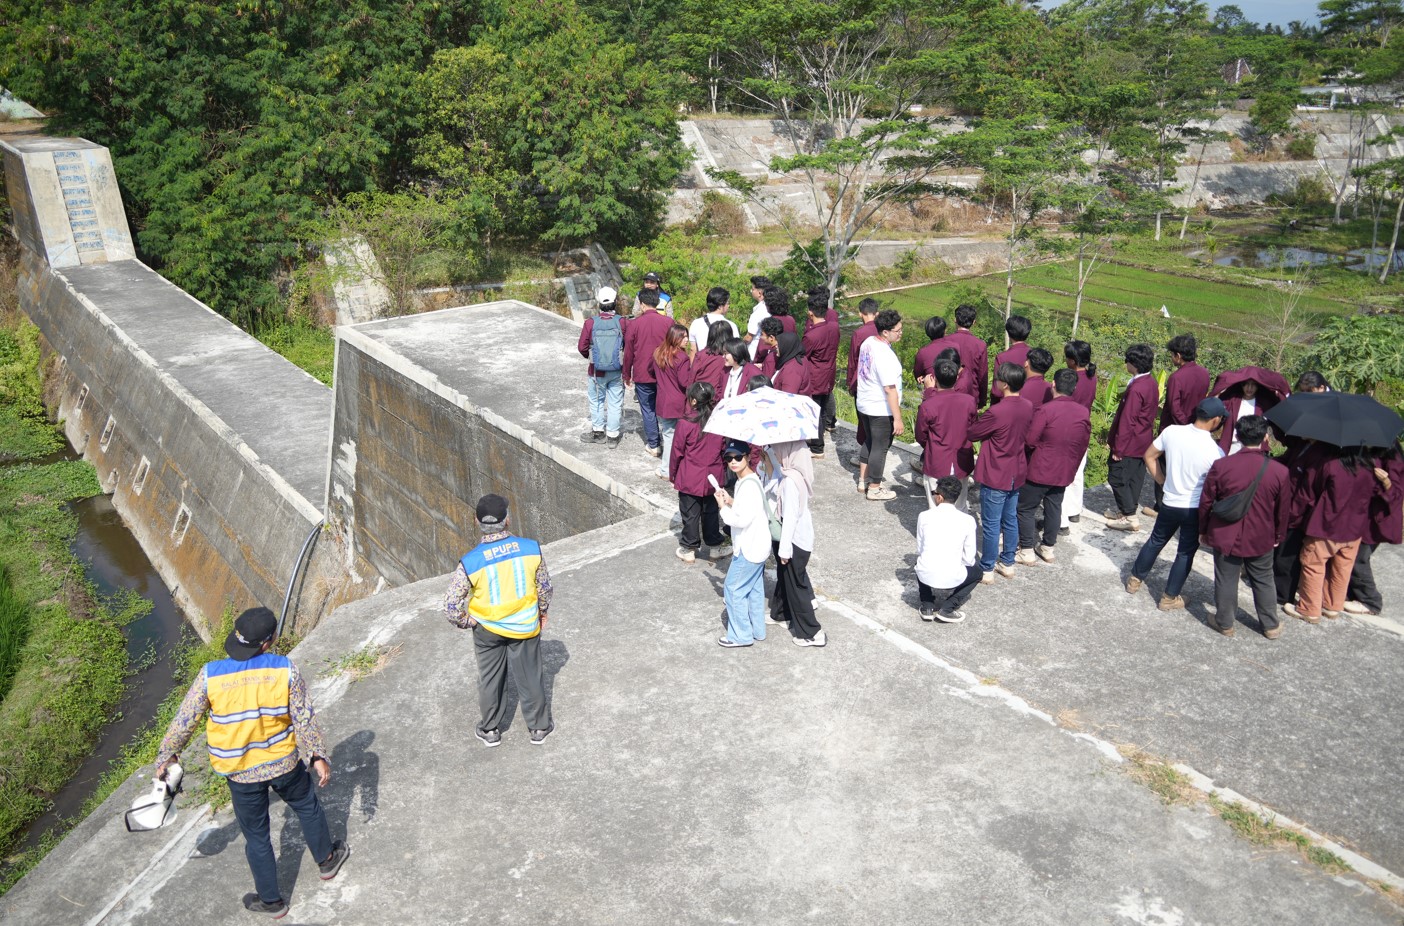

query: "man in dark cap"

left=446, top=494, right=555, bottom=747
left=155, top=606, right=349, bottom=919
left=632, top=270, right=673, bottom=317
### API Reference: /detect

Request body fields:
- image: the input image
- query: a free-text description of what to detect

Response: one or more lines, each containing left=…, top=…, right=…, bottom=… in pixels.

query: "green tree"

left=1304, top=313, right=1404, bottom=400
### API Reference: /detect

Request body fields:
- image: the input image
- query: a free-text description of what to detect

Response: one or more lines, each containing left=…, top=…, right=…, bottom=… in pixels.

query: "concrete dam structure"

left=4, top=134, right=1404, bottom=924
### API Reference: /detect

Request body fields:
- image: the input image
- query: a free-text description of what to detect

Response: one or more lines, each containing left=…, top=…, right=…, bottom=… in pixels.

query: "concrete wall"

left=327, top=324, right=644, bottom=587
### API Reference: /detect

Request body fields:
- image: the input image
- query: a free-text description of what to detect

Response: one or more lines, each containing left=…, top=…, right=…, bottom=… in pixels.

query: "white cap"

left=597, top=286, right=617, bottom=306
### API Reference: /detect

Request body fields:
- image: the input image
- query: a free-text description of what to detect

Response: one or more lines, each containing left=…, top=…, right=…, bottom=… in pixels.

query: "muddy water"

left=18, top=493, right=188, bottom=846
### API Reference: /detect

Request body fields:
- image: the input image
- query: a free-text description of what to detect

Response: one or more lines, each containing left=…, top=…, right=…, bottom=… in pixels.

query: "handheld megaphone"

left=124, top=762, right=183, bottom=833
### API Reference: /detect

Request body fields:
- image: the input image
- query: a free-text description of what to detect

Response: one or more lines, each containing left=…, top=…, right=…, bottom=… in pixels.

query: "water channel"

left=16, top=469, right=189, bottom=848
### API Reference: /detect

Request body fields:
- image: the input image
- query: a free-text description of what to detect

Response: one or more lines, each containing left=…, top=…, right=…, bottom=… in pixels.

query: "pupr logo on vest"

left=483, top=541, right=521, bottom=561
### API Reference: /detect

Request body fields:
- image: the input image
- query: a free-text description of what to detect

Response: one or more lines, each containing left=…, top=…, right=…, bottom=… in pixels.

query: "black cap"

left=723, top=440, right=751, bottom=459
left=476, top=493, right=509, bottom=527
left=225, top=607, right=278, bottom=661
left=643, top=271, right=662, bottom=282
left=1196, top=396, right=1228, bottom=420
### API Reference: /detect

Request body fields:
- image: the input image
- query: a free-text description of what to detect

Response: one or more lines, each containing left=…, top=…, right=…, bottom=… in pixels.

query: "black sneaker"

left=579, top=430, right=605, bottom=443
left=919, top=605, right=937, bottom=622
left=475, top=727, right=502, bottom=747
left=605, top=434, right=622, bottom=448
left=318, top=841, right=351, bottom=880
left=530, top=724, right=555, bottom=745
left=1068, top=514, right=1080, bottom=523
left=243, top=895, right=289, bottom=919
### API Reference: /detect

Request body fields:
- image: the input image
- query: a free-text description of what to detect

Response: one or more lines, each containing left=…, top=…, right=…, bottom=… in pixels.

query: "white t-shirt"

left=916, top=504, right=977, bottom=588
left=1228, top=397, right=1256, bottom=454
left=689, top=312, right=738, bottom=352
left=746, top=302, right=770, bottom=359
left=1153, top=423, right=1224, bottom=507
left=856, top=336, right=902, bottom=417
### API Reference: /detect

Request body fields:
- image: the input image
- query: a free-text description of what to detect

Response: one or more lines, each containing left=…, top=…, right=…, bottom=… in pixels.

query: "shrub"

left=1285, top=135, right=1317, bottom=160
left=690, top=192, right=750, bottom=237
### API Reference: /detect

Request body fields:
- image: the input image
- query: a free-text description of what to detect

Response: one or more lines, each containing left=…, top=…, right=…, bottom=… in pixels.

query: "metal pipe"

left=277, top=521, right=324, bottom=639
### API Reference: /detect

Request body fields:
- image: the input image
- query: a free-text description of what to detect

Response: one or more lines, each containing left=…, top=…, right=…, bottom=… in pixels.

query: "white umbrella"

left=704, top=386, right=819, bottom=445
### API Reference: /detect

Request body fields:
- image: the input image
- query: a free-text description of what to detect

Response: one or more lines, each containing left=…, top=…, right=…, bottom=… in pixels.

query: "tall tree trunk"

left=1073, top=251, right=1086, bottom=338
left=1004, top=191, right=1017, bottom=347
left=1380, top=192, right=1404, bottom=284
left=1179, top=139, right=1210, bottom=240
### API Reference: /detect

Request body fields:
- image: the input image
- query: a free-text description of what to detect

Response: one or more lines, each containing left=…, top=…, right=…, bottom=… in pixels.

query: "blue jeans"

left=723, top=553, right=767, bottom=644
left=634, top=381, right=660, bottom=449
left=227, top=761, right=333, bottom=904
left=1131, top=504, right=1201, bottom=597
left=979, top=483, right=1020, bottom=572
left=587, top=371, right=624, bottom=437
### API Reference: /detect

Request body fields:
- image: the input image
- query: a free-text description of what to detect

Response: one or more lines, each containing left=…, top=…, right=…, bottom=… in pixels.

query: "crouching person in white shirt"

left=915, top=476, right=982, bottom=623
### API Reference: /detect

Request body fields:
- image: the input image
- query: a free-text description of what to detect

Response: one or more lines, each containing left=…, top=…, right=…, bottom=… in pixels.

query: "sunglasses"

left=723, top=454, right=747, bottom=463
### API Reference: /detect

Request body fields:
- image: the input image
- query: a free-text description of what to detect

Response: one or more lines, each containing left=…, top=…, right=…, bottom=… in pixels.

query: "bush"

left=1304, top=313, right=1404, bottom=410
left=689, top=192, right=750, bottom=237
left=1285, top=135, right=1317, bottom=160
left=615, top=230, right=761, bottom=326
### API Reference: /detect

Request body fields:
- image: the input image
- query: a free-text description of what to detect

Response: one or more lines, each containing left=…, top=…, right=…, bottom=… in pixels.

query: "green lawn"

left=870, top=259, right=1353, bottom=338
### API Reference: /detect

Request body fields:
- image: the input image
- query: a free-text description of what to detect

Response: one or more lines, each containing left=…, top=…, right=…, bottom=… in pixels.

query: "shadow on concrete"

left=498, top=640, right=571, bottom=734
left=276, top=731, right=380, bottom=903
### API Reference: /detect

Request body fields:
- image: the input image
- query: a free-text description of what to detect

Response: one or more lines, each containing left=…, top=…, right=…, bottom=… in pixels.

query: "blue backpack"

left=590, top=314, right=623, bottom=372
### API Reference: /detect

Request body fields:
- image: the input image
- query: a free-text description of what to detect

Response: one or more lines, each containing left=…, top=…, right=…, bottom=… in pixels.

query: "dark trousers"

left=678, top=492, right=724, bottom=550
left=1017, top=482, right=1064, bottom=549
left=1214, top=550, right=1277, bottom=632
left=1131, top=504, right=1200, bottom=597
left=771, top=542, right=822, bottom=639
left=634, top=381, right=660, bottom=449
left=919, top=565, right=984, bottom=613
left=473, top=624, right=551, bottom=733
left=228, top=761, right=333, bottom=904
left=1274, top=526, right=1305, bottom=605
left=1108, top=456, right=1148, bottom=517
left=1346, top=542, right=1382, bottom=611
left=857, top=412, right=895, bottom=482
left=807, top=392, right=835, bottom=453
left=1151, top=478, right=1164, bottom=512
left=850, top=385, right=865, bottom=445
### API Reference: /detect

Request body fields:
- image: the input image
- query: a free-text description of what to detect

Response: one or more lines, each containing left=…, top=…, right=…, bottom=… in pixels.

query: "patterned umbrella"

left=704, top=386, right=819, bottom=444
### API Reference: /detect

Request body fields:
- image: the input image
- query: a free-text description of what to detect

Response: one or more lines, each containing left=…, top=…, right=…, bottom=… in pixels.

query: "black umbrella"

left=1266, top=392, right=1403, bottom=448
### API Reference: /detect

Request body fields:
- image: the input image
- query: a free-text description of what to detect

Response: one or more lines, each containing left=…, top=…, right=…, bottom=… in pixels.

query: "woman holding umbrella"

left=1211, top=366, right=1290, bottom=454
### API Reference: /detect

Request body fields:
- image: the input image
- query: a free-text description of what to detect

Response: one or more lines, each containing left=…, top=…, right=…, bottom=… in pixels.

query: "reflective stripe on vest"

left=461, top=536, right=542, bottom=639
left=205, top=654, right=297, bottom=776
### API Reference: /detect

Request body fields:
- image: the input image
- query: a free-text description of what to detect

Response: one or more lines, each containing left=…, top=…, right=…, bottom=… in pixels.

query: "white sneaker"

left=793, top=630, right=827, bottom=647
left=1014, top=548, right=1039, bottom=567
left=1035, top=544, right=1056, bottom=564
left=675, top=546, right=695, bottom=564
left=980, top=571, right=995, bottom=585
left=935, top=609, right=967, bottom=624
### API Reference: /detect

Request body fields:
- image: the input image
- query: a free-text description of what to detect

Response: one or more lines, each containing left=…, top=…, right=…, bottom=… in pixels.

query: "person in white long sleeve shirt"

left=915, top=476, right=983, bottom=623
left=767, top=441, right=825, bottom=647
left=717, top=441, right=771, bottom=647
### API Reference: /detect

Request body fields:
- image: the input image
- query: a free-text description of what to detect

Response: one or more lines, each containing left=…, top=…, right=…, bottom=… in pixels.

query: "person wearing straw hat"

left=154, top=606, right=349, bottom=919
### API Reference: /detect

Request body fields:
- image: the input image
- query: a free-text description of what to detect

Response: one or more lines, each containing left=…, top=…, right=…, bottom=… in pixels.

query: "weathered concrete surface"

left=0, top=135, right=134, bottom=267
left=811, top=426, right=1404, bottom=877
left=4, top=517, right=1397, bottom=925
left=14, top=251, right=332, bottom=632
left=326, top=302, right=649, bottom=588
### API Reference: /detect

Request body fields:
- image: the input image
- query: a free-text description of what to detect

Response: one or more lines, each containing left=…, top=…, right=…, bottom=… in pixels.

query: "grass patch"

left=1118, top=746, right=1196, bottom=806
left=256, top=321, right=336, bottom=386
left=322, top=643, right=401, bottom=683
left=1209, top=796, right=1352, bottom=875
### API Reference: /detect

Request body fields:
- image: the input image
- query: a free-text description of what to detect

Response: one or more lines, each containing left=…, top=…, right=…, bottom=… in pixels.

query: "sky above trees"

left=1042, top=0, right=1321, bottom=26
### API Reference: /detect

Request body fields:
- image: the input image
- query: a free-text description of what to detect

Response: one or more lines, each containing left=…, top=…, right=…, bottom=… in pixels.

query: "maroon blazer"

left=913, top=340, right=945, bottom=382
left=1025, top=396, right=1091, bottom=487
left=969, top=395, right=1033, bottom=490
left=756, top=314, right=797, bottom=374
left=670, top=417, right=726, bottom=497
left=1282, top=440, right=1334, bottom=528
left=802, top=316, right=840, bottom=395
left=1302, top=458, right=1378, bottom=542
left=1216, top=394, right=1277, bottom=454
left=1108, top=374, right=1159, bottom=459
left=712, top=361, right=761, bottom=400
left=916, top=388, right=977, bottom=480
left=649, top=353, right=694, bottom=419
left=690, top=350, right=728, bottom=395
left=1368, top=453, right=1404, bottom=545
left=577, top=312, right=627, bottom=377
left=1159, top=361, right=1211, bottom=432
left=1021, top=375, right=1052, bottom=411
left=846, top=322, right=877, bottom=393
left=771, top=357, right=812, bottom=396
left=1198, top=449, right=1290, bottom=558
left=990, top=343, right=1029, bottom=403
left=622, top=310, right=672, bottom=384
left=946, top=329, right=989, bottom=407
left=1071, top=369, right=1097, bottom=410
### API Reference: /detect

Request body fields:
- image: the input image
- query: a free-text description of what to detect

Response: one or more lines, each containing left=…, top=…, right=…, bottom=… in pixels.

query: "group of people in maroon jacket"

left=580, top=278, right=1400, bottom=641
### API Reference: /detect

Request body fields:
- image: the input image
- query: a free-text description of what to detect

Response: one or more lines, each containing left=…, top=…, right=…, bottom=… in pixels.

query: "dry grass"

left=1209, top=795, right=1352, bottom=875
left=322, top=643, right=403, bottom=682
left=1117, top=745, right=1198, bottom=806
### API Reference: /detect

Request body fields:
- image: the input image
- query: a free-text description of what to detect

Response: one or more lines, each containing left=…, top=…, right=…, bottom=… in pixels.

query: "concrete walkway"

left=6, top=305, right=1401, bottom=924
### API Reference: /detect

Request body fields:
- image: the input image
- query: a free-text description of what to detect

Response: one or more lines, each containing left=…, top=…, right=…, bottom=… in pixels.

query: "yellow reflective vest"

left=205, top=653, right=297, bottom=776
left=461, top=535, right=542, bottom=638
